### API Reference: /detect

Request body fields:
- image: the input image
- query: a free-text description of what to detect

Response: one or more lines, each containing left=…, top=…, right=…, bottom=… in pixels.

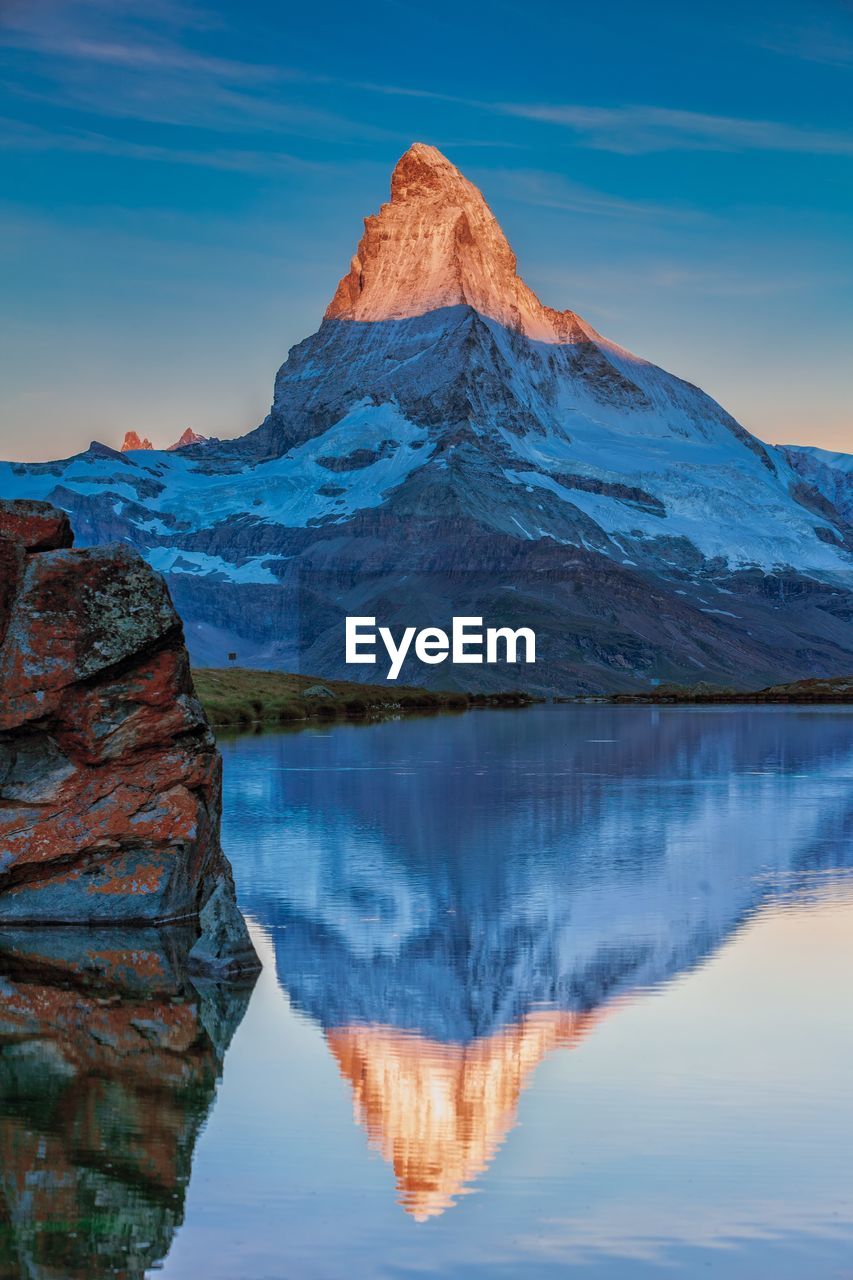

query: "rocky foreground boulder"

left=0, top=498, right=259, bottom=976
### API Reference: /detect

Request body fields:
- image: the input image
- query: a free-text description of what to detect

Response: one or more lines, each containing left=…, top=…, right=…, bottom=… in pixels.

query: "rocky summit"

left=121, top=427, right=208, bottom=452
left=0, top=498, right=259, bottom=976
left=1, top=146, right=851, bottom=693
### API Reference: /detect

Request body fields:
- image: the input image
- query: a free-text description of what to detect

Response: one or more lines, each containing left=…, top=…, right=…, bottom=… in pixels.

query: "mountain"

left=121, top=427, right=208, bottom=452
left=1, top=143, right=851, bottom=692
left=777, top=444, right=853, bottom=526
left=168, top=427, right=208, bottom=451
left=227, top=708, right=853, bottom=1217
left=120, top=430, right=153, bottom=451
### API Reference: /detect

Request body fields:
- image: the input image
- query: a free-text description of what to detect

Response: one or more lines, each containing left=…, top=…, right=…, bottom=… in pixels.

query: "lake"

left=3, top=705, right=853, bottom=1278
left=168, top=705, right=853, bottom=1278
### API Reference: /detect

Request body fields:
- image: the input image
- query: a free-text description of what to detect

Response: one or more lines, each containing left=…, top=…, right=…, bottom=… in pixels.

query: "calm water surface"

left=3, top=706, right=853, bottom=1278
left=163, top=705, right=853, bottom=1279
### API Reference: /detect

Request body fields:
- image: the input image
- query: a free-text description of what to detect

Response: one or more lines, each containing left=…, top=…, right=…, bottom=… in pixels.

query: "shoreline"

left=192, top=667, right=540, bottom=729
left=595, top=674, right=853, bottom=706
left=193, top=668, right=853, bottom=731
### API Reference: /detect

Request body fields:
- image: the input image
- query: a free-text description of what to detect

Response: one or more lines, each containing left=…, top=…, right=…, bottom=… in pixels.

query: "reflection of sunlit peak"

left=326, top=1010, right=600, bottom=1221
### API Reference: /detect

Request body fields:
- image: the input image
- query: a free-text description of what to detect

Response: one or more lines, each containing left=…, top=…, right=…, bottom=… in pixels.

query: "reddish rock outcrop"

left=325, top=141, right=609, bottom=346
left=167, top=427, right=208, bottom=450
left=0, top=498, right=259, bottom=976
left=119, top=428, right=207, bottom=454
left=120, top=430, right=153, bottom=452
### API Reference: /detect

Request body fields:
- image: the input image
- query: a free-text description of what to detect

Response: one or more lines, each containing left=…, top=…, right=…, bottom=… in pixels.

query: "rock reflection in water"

left=0, top=925, right=255, bottom=1279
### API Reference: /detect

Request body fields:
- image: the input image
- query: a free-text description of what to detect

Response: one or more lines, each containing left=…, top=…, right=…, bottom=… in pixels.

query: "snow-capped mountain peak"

left=1, top=144, right=850, bottom=691
left=257, top=143, right=786, bottom=471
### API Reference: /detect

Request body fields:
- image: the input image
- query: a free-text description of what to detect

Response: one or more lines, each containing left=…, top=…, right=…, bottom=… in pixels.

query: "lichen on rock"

left=0, top=498, right=260, bottom=977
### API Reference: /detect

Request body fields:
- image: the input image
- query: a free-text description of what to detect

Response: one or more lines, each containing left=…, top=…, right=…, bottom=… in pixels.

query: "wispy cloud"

left=345, top=80, right=465, bottom=104
left=10, top=72, right=394, bottom=139
left=752, top=14, right=853, bottom=67
left=558, top=260, right=848, bottom=300
left=496, top=102, right=853, bottom=156
left=0, top=0, right=381, bottom=140
left=479, top=168, right=705, bottom=222
left=32, top=35, right=275, bottom=79
left=321, top=78, right=853, bottom=159
left=1, top=0, right=299, bottom=81
left=0, top=118, right=323, bottom=174
left=6, top=3, right=851, bottom=161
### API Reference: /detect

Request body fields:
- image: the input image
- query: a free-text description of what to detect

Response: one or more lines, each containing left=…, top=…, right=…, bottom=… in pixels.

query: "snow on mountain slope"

left=781, top=445, right=853, bottom=473
left=233, top=145, right=849, bottom=574
left=1, top=392, right=842, bottom=578
left=1, top=400, right=432, bottom=568
left=777, top=443, right=853, bottom=525
left=1, top=144, right=851, bottom=690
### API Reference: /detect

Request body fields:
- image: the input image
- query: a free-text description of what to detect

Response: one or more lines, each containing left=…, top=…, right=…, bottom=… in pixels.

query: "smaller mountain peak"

left=121, top=431, right=153, bottom=452
left=168, top=428, right=208, bottom=451
left=87, top=441, right=124, bottom=460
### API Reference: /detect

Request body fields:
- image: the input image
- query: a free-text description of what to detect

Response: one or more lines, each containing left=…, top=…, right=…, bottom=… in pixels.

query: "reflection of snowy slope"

left=223, top=710, right=853, bottom=1042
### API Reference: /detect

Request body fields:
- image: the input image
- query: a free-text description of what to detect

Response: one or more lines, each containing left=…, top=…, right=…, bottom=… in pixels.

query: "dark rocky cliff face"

left=0, top=499, right=259, bottom=977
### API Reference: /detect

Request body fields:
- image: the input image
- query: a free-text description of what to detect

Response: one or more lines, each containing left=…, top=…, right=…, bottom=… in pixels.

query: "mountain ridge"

left=121, top=427, right=209, bottom=453
left=1, top=143, right=851, bottom=692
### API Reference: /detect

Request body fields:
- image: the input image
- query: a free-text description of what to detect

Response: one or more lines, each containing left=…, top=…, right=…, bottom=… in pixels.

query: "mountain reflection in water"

left=3, top=707, right=851, bottom=1279
left=222, top=706, right=853, bottom=1221
left=327, top=1011, right=602, bottom=1220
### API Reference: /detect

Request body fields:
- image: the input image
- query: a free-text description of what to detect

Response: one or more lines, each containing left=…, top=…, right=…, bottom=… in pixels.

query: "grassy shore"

left=602, top=676, right=853, bottom=705
left=192, top=667, right=537, bottom=728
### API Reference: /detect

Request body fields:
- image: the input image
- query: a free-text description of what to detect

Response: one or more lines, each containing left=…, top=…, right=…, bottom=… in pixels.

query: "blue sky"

left=1, top=0, right=851, bottom=460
